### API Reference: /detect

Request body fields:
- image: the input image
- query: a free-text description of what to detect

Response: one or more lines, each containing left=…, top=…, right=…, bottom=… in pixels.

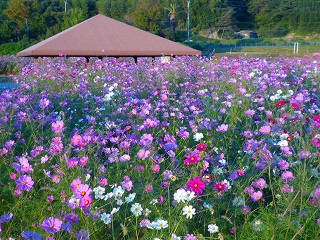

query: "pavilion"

left=16, top=14, right=201, bottom=62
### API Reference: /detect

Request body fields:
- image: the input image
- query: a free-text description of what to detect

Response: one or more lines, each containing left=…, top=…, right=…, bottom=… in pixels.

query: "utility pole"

left=64, top=0, right=68, bottom=12
left=187, top=0, right=190, bottom=44
left=25, top=19, right=30, bottom=40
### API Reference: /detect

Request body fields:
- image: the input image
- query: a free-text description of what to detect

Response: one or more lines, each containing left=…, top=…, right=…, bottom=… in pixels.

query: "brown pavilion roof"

left=17, top=14, right=201, bottom=57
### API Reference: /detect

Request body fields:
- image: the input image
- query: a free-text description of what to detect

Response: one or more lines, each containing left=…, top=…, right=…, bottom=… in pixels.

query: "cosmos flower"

left=51, top=120, right=64, bottom=134
left=208, top=224, right=219, bottom=234
left=41, top=217, right=63, bottom=233
left=182, top=205, right=196, bottom=219
left=186, top=177, right=206, bottom=195
left=16, top=175, right=34, bottom=192
left=130, top=203, right=143, bottom=216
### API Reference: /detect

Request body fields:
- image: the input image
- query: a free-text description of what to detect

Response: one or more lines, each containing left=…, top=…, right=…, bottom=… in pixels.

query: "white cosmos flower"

left=182, top=205, right=196, bottom=219
left=101, top=213, right=112, bottom=224
left=208, top=223, right=219, bottom=234
left=171, top=234, right=181, bottom=240
left=93, top=186, right=105, bottom=199
left=155, top=219, right=168, bottom=229
left=125, top=193, right=136, bottom=203
left=130, top=203, right=143, bottom=216
left=185, top=190, right=195, bottom=201
left=193, top=132, right=204, bottom=141
left=173, top=189, right=187, bottom=203
left=278, top=140, right=288, bottom=147
left=111, top=207, right=120, bottom=214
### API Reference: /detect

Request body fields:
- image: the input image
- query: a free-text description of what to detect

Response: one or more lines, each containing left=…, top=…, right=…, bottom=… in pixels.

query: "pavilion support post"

left=85, top=57, right=90, bottom=63
left=134, top=57, right=138, bottom=64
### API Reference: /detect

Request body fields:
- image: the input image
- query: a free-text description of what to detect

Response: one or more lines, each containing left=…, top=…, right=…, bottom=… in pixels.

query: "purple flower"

left=21, top=231, right=43, bottom=239
left=252, top=178, right=267, bottom=189
left=65, top=213, right=79, bottom=224
left=245, top=186, right=255, bottom=195
left=278, top=160, right=290, bottom=171
left=184, top=234, right=198, bottom=240
left=281, top=184, right=294, bottom=194
left=77, top=229, right=90, bottom=240
left=314, top=187, right=320, bottom=200
left=61, top=222, right=72, bottom=233
left=140, top=219, right=150, bottom=227
left=51, top=120, right=64, bottom=134
left=241, top=205, right=251, bottom=214
left=259, top=125, right=271, bottom=134
left=139, top=134, right=153, bottom=147
left=67, top=157, right=79, bottom=168
left=281, top=171, right=295, bottom=183
left=16, top=175, right=34, bottom=191
left=0, top=213, right=13, bottom=223
left=251, top=191, right=263, bottom=202
left=137, top=149, right=150, bottom=160
left=41, top=217, right=63, bottom=233
left=122, top=180, right=133, bottom=191
left=255, top=160, right=268, bottom=170
left=298, top=150, right=311, bottom=159
left=216, top=124, right=228, bottom=132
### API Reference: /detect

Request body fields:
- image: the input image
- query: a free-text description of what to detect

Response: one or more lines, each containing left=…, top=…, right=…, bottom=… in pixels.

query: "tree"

left=4, top=0, right=32, bottom=26
left=165, top=4, right=178, bottom=39
left=133, top=0, right=164, bottom=33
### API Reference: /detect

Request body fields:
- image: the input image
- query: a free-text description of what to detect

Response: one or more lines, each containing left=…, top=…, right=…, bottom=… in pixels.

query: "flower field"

left=0, top=55, right=319, bottom=240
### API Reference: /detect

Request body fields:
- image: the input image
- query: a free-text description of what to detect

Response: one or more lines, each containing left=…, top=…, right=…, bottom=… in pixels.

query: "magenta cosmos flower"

left=213, top=181, right=227, bottom=192
left=186, top=176, right=206, bottom=195
left=312, top=137, right=320, bottom=147
left=41, top=217, right=63, bottom=233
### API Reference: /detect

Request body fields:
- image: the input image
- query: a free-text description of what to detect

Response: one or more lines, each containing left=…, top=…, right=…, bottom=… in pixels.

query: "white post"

left=187, top=0, right=190, bottom=44
left=293, top=42, right=299, bottom=54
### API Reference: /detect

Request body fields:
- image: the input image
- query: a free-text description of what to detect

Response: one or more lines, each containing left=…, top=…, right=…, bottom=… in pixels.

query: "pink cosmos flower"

left=216, top=124, right=228, bottom=132
left=79, top=196, right=92, bottom=208
left=70, top=178, right=82, bottom=192
left=252, top=178, right=267, bottom=189
left=51, top=120, right=64, bottom=134
left=259, top=125, right=271, bottom=134
left=99, top=178, right=108, bottom=187
left=137, top=149, right=150, bottom=160
left=152, top=164, right=161, bottom=172
left=71, top=134, right=84, bottom=147
left=186, top=176, right=206, bottom=195
left=281, top=171, right=295, bottom=183
left=251, top=191, right=263, bottom=201
left=74, top=184, right=92, bottom=199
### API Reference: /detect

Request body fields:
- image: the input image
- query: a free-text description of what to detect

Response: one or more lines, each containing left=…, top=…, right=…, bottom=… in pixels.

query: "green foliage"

left=0, top=41, right=35, bottom=55
left=0, top=0, right=320, bottom=47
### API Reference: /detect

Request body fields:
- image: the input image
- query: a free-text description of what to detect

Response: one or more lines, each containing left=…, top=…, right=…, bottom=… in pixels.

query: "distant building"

left=235, top=31, right=259, bottom=39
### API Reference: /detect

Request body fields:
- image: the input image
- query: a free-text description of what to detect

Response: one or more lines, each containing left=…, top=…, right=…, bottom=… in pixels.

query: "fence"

left=203, top=42, right=320, bottom=56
